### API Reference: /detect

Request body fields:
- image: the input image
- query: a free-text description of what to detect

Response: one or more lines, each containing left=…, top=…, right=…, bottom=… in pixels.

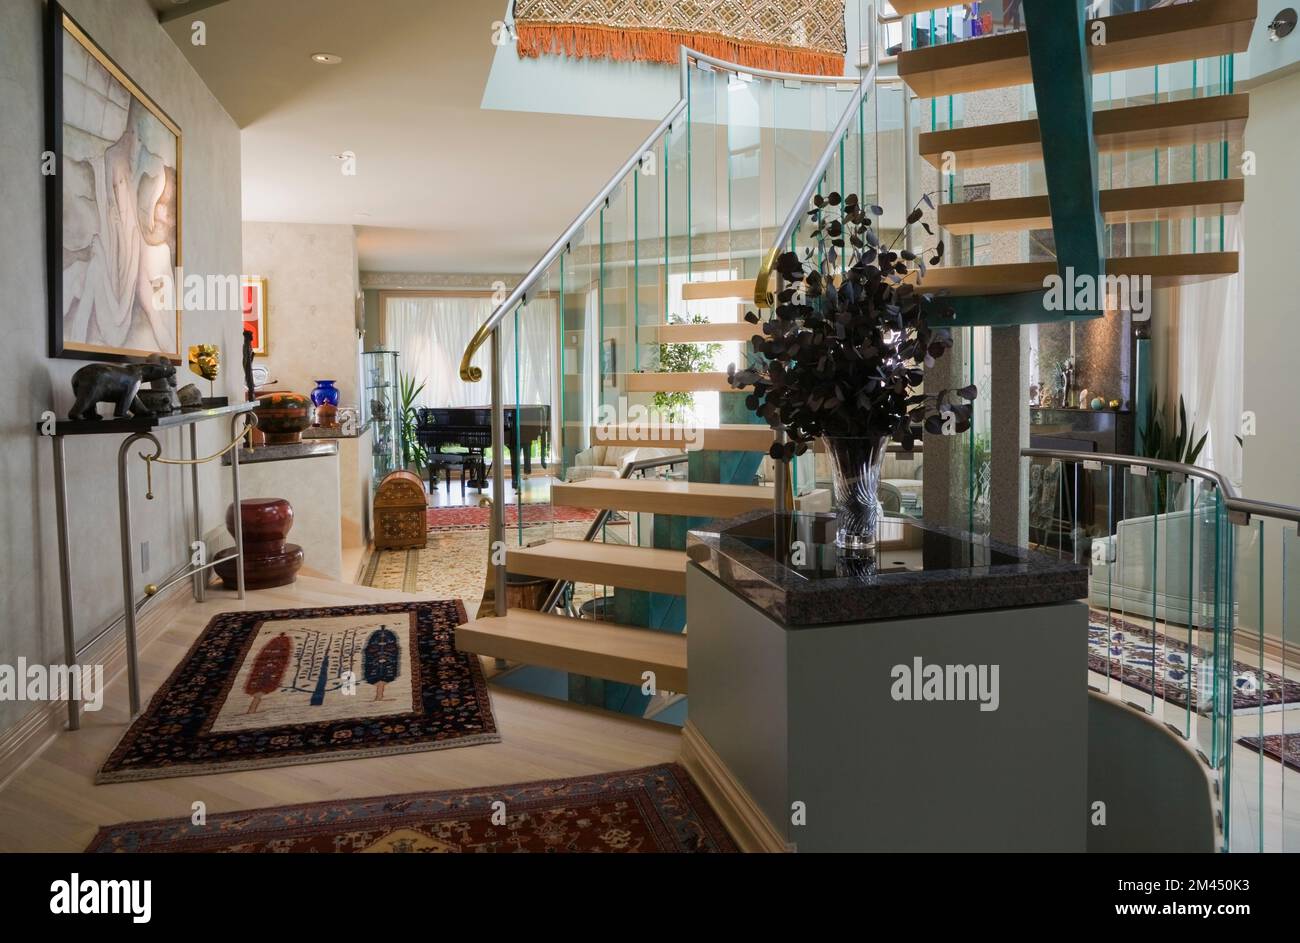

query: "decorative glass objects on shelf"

left=362, top=350, right=401, bottom=483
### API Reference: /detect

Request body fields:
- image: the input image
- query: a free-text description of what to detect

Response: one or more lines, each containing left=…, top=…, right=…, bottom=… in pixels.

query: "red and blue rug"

left=1088, top=612, right=1300, bottom=715
left=427, top=503, right=597, bottom=532
left=86, top=763, right=737, bottom=853
left=96, top=601, right=498, bottom=783
left=1239, top=733, right=1300, bottom=773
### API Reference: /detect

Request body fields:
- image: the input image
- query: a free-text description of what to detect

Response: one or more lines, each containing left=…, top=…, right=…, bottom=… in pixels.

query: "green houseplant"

left=1139, top=391, right=1208, bottom=509
left=398, top=371, right=429, bottom=471
left=728, top=191, right=975, bottom=550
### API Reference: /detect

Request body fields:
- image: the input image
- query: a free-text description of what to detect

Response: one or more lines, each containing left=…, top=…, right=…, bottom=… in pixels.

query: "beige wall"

left=0, top=0, right=242, bottom=735
left=242, top=222, right=360, bottom=404
left=242, top=222, right=367, bottom=556
left=1242, top=68, right=1300, bottom=643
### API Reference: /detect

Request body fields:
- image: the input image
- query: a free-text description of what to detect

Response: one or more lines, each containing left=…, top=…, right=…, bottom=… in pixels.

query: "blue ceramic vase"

left=311, top=380, right=340, bottom=407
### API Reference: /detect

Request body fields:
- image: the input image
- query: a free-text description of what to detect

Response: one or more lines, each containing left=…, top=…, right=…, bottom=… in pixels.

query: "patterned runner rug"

left=427, top=503, right=597, bottom=531
left=361, top=521, right=610, bottom=616
left=97, top=601, right=498, bottom=783
left=87, top=763, right=737, bottom=852
left=1088, top=612, right=1300, bottom=714
left=1238, top=733, right=1300, bottom=773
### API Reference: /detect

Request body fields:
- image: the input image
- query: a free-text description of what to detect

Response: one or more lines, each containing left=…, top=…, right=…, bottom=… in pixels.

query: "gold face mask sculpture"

left=188, top=344, right=220, bottom=398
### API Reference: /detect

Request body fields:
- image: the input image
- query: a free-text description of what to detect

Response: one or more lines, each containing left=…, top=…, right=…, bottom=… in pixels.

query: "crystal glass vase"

left=822, top=435, right=890, bottom=551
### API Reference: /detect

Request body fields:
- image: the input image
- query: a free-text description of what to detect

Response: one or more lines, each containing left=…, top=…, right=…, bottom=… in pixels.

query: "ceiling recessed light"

left=311, top=53, right=343, bottom=65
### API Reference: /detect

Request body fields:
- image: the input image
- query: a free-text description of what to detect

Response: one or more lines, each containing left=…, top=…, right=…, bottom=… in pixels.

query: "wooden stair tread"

left=888, top=0, right=947, bottom=12
left=898, top=0, right=1256, bottom=98
left=682, top=279, right=759, bottom=303
left=508, top=540, right=688, bottom=595
left=457, top=611, right=688, bottom=693
left=680, top=279, right=756, bottom=301
left=647, top=321, right=756, bottom=343
left=623, top=372, right=736, bottom=393
left=919, top=93, right=1250, bottom=169
left=939, top=179, right=1244, bottom=235
left=917, top=252, right=1239, bottom=296
left=552, top=477, right=773, bottom=517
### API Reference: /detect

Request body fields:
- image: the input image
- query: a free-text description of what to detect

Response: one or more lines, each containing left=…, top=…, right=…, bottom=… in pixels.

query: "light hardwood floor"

left=0, top=576, right=680, bottom=852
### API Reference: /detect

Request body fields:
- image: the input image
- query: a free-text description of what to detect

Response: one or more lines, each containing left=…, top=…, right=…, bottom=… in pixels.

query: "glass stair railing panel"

left=1226, top=514, right=1266, bottom=851
left=686, top=58, right=724, bottom=290
left=557, top=212, right=605, bottom=523
left=1279, top=525, right=1300, bottom=852
left=601, top=174, right=636, bottom=420
left=507, top=265, right=560, bottom=551
left=1222, top=512, right=1300, bottom=853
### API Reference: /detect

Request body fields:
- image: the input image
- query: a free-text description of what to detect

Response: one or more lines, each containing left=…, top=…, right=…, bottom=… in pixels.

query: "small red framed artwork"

left=242, top=276, right=268, bottom=356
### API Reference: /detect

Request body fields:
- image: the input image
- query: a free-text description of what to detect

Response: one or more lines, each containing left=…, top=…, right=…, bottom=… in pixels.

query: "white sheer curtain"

left=383, top=293, right=559, bottom=444
left=384, top=294, right=493, bottom=408
left=1177, top=214, right=1244, bottom=486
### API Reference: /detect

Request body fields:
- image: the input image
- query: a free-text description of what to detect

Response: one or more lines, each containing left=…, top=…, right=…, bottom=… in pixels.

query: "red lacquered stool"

left=213, top=497, right=304, bottom=590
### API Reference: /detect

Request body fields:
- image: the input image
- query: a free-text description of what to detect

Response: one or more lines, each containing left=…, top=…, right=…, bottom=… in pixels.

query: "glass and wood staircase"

left=446, top=0, right=1300, bottom=854
left=450, top=41, right=880, bottom=715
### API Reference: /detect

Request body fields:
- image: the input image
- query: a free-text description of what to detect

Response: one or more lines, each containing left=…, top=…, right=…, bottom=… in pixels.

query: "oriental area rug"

left=96, top=601, right=498, bottom=783
left=426, top=503, right=597, bottom=531
left=1238, top=733, right=1300, bottom=773
left=362, top=519, right=619, bottom=616
left=86, top=764, right=738, bottom=853
left=1088, top=612, right=1300, bottom=715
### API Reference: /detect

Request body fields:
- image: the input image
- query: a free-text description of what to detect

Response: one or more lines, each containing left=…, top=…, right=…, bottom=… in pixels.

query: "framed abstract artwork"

left=242, top=276, right=268, bottom=356
left=45, top=1, right=183, bottom=362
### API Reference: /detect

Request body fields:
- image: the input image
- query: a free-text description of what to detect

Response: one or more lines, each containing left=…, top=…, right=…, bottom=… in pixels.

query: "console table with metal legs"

left=40, top=401, right=259, bottom=730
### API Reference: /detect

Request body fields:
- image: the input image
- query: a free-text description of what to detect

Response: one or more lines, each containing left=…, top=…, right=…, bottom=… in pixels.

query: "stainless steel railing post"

left=52, top=434, right=79, bottom=731
left=189, top=424, right=206, bottom=602
left=229, top=414, right=246, bottom=600
left=117, top=432, right=160, bottom=717
left=491, top=326, right=508, bottom=617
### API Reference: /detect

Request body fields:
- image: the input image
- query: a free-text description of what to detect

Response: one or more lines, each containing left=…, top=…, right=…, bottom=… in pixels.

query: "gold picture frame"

left=242, top=276, right=269, bottom=356
left=46, top=2, right=183, bottom=362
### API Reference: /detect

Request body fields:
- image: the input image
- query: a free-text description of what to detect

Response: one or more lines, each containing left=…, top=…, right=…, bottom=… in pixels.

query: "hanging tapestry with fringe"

left=512, top=0, right=847, bottom=77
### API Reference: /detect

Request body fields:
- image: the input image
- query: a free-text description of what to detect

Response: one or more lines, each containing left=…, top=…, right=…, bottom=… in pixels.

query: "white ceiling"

left=162, top=0, right=658, bottom=273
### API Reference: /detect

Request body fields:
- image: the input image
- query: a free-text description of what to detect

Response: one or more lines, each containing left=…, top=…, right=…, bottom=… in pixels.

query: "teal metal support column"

left=1134, top=335, right=1153, bottom=453
left=1021, top=0, right=1105, bottom=317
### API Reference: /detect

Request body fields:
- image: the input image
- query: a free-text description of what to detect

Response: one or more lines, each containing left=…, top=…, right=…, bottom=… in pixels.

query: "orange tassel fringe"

left=516, top=23, right=845, bottom=78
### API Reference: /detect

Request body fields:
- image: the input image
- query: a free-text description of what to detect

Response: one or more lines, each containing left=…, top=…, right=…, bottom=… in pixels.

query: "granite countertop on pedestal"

left=686, top=510, right=1088, bottom=628
left=221, top=441, right=339, bottom=465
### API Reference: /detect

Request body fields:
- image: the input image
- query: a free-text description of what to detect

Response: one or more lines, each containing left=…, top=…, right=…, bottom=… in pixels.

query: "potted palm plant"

left=729, top=192, right=976, bottom=551
left=397, top=371, right=429, bottom=472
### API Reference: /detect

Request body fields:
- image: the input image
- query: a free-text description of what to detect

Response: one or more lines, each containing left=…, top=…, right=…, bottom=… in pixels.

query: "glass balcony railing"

left=1021, top=447, right=1300, bottom=853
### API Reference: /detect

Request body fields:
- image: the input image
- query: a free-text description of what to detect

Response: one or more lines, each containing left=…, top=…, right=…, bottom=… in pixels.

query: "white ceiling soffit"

left=161, top=0, right=658, bottom=273
left=481, top=32, right=679, bottom=121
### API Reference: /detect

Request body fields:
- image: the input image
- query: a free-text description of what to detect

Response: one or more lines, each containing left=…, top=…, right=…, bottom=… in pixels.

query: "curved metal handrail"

left=1021, top=447, right=1300, bottom=528
left=459, top=46, right=869, bottom=382
left=752, top=62, right=878, bottom=308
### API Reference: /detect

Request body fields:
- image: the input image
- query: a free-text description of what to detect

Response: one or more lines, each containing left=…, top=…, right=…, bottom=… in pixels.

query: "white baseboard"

left=0, top=578, right=192, bottom=789
left=680, top=720, right=787, bottom=853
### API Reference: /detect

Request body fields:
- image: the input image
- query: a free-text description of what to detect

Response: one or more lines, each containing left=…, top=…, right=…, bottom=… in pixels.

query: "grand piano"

left=415, top=405, right=551, bottom=489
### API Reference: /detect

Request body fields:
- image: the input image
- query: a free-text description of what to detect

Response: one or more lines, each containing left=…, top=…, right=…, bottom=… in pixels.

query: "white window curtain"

left=383, top=293, right=559, bottom=446
left=1176, top=213, right=1244, bottom=486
